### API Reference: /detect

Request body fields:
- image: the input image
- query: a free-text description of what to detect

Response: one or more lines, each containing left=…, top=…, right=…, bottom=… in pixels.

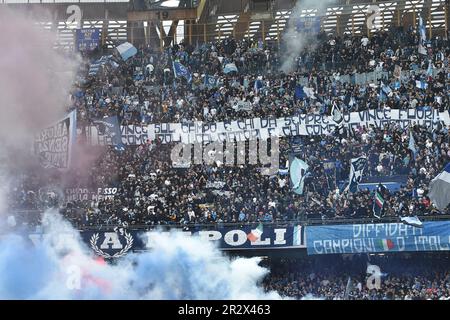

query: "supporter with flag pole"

left=373, top=183, right=386, bottom=218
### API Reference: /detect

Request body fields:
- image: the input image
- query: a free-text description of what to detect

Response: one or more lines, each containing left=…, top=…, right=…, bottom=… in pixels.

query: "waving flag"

left=373, top=184, right=385, bottom=218
left=173, top=61, right=192, bottom=82
left=290, top=157, right=309, bottom=195
left=346, top=157, right=367, bottom=193
left=204, top=74, right=218, bottom=88
left=116, top=42, right=137, bottom=61
left=408, top=132, right=417, bottom=160
left=92, top=116, right=125, bottom=151
left=415, top=80, right=428, bottom=90
left=294, top=84, right=306, bottom=101
left=400, top=216, right=423, bottom=228
left=428, top=163, right=450, bottom=210
left=247, top=223, right=263, bottom=242
left=331, top=101, right=343, bottom=124
left=88, top=55, right=112, bottom=76
left=381, top=82, right=392, bottom=96
left=418, top=16, right=427, bottom=55
left=223, top=63, right=238, bottom=74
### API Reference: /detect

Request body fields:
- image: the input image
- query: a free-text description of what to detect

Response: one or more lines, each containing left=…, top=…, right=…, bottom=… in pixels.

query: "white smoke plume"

left=0, top=211, right=283, bottom=300
left=280, top=0, right=336, bottom=73
left=0, top=8, right=80, bottom=148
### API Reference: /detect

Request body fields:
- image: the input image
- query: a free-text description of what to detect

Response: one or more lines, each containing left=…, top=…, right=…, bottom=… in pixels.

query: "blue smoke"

left=0, top=211, right=282, bottom=300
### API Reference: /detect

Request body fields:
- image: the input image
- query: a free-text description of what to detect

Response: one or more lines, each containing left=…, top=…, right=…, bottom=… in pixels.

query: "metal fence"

left=9, top=209, right=450, bottom=231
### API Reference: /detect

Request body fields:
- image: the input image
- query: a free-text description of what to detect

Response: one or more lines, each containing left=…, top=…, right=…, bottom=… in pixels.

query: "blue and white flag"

left=88, top=55, right=110, bottom=76
left=254, top=78, right=264, bottom=93
left=346, top=157, right=367, bottom=193
left=428, top=163, right=450, bottom=210
left=408, top=132, right=417, bottom=160
left=116, top=42, right=137, bottom=61
left=415, top=80, right=428, bottom=90
left=223, top=63, right=238, bottom=74
left=294, top=84, right=306, bottom=101
left=290, top=157, right=309, bottom=195
left=92, top=116, right=125, bottom=151
left=173, top=61, right=192, bottom=82
left=426, top=60, right=434, bottom=77
left=381, top=82, right=392, bottom=96
left=331, top=101, right=343, bottom=124
left=204, top=74, right=218, bottom=88
left=34, top=110, right=77, bottom=169
left=418, top=16, right=427, bottom=55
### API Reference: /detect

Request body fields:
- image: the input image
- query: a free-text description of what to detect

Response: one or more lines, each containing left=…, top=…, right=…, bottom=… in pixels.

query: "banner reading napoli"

left=24, top=224, right=306, bottom=259
left=34, top=110, right=77, bottom=169
left=306, top=221, right=450, bottom=255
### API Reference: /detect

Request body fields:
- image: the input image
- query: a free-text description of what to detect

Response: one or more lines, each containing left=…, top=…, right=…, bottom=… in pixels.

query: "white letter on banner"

left=100, top=232, right=123, bottom=249
left=375, top=224, right=383, bottom=237
left=252, top=235, right=271, bottom=246
left=203, top=141, right=223, bottom=166
left=398, top=223, right=408, bottom=236
left=439, top=236, right=449, bottom=250
left=353, top=224, right=362, bottom=237
left=224, top=230, right=247, bottom=246
left=366, top=224, right=374, bottom=237
left=170, top=143, right=192, bottom=167
left=224, top=140, right=235, bottom=166
left=259, top=137, right=279, bottom=176
left=198, top=230, right=222, bottom=242
left=313, top=241, right=324, bottom=254
left=273, top=229, right=287, bottom=245
left=388, top=223, right=398, bottom=236
left=332, top=240, right=341, bottom=253
left=323, top=240, right=333, bottom=254
left=341, top=239, right=350, bottom=253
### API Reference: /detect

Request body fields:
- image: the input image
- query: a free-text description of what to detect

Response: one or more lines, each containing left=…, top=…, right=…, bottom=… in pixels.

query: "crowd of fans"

left=5, top=25, right=450, bottom=228
left=263, top=253, right=450, bottom=300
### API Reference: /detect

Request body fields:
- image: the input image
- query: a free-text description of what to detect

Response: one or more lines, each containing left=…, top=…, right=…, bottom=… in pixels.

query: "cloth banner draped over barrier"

left=24, top=225, right=306, bottom=259
left=305, top=221, right=450, bottom=255
left=34, top=110, right=77, bottom=169
left=87, top=109, right=450, bottom=145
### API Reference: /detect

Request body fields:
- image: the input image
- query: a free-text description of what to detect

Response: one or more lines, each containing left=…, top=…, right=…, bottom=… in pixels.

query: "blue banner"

left=173, top=61, right=192, bottom=82
left=306, top=221, right=450, bottom=255
left=76, top=28, right=100, bottom=52
left=92, top=116, right=125, bottom=151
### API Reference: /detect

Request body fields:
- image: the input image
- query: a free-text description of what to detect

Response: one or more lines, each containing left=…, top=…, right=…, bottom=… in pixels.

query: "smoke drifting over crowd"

left=0, top=211, right=283, bottom=299
left=280, top=0, right=336, bottom=72
left=0, top=8, right=79, bottom=147
left=0, top=9, right=285, bottom=300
